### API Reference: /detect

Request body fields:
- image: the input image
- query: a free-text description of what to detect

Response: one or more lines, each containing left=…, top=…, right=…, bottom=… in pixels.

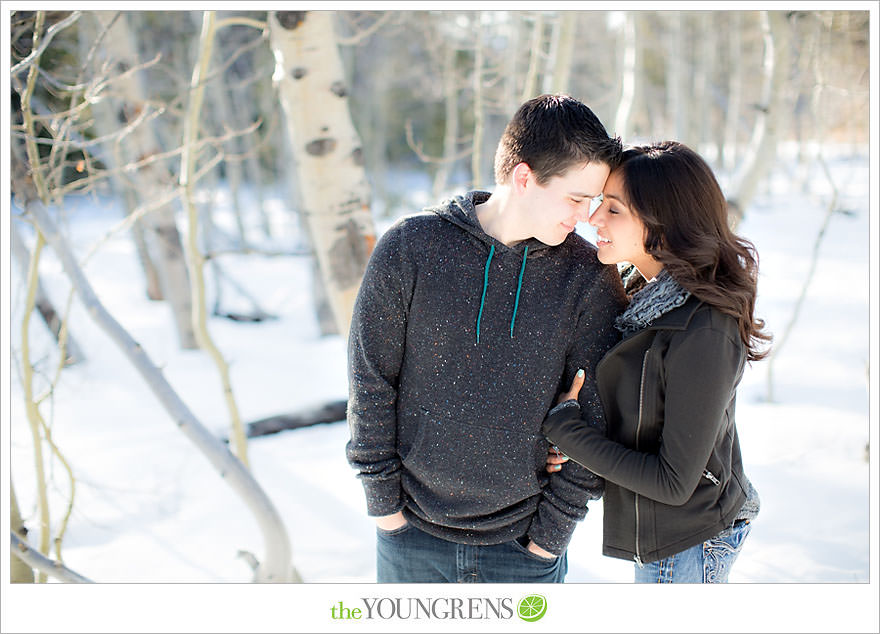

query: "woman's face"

left=589, top=169, right=662, bottom=280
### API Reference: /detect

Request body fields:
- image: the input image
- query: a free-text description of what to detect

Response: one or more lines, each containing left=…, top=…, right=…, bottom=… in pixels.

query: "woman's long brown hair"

left=617, top=141, right=772, bottom=361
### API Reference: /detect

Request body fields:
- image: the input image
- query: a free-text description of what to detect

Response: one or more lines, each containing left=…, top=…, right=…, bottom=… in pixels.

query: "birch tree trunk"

left=794, top=13, right=824, bottom=190
left=727, top=11, right=791, bottom=225
left=211, top=78, right=248, bottom=246
left=521, top=13, right=544, bottom=102
left=722, top=12, right=744, bottom=173
left=191, top=8, right=253, bottom=248
left=504, top=14, right=524, bottom=114
left=613, top=12, right=637, bottom=141
left=90, top=11, right=197, bottom=349
left=666, top=12, right=687, bottom=141
left=432, top=41, right=460, bottom=199
left=541, top=16, right=560, bottom=95
left=240, top=107, right=271, bottom=239
left=272, top=96, right=338, bottom=335
left=241, top=45, right=276, bottom=240
left=691, top=12, right=713, bottom=152
left=546, top=12, right=576, bottom=95
left=126, top=187, right=165, bottom=301
left=269, top=11, right=375, bottom=337
left=180, top=10, right=249, bottom=468
left=362, top=36, right=390, bottom=215
left=472, top=19, right=486, bottom=189
left=75, top=12, right=163, bottom=302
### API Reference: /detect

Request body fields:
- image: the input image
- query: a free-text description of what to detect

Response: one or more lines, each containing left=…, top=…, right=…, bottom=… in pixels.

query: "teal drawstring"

left=476, top=244, right=495, bottom=343
left=510, top=246, right=528, bottom=338
left=476, top=245, right=529, bottom=342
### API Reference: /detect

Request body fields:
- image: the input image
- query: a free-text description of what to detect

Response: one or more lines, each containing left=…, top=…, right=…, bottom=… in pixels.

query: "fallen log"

left=244, top=400, right=348, bottom=438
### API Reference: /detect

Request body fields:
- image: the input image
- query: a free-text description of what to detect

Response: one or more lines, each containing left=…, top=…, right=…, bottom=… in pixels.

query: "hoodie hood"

left=427, top=191, right=556, bottom=256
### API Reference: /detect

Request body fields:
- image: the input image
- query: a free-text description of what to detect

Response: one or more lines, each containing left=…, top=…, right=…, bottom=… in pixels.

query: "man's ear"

left=511, top=162, right=532, bottom=194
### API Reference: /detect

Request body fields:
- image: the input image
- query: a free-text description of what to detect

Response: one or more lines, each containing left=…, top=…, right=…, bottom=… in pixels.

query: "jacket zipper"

left=703, top=469, right=721, bottom=486
left=633, top=349, right=650, bottom=568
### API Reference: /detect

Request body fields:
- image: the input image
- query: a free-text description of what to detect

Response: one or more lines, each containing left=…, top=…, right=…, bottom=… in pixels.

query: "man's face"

left=524, top=162, right=611, bottom=246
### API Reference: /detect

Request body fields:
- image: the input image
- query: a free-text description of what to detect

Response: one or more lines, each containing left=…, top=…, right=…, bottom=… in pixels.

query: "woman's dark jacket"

left=543, top=295, right=748, bottom=564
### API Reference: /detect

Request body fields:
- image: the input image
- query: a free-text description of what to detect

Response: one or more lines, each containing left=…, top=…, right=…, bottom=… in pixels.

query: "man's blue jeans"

left=376, top=522, right=567, bottom=583
left=633, top=518, right=752, bottom=583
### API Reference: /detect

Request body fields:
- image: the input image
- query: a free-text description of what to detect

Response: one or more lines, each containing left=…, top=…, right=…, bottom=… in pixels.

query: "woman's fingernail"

left=577, top=369, right=584, bottom=378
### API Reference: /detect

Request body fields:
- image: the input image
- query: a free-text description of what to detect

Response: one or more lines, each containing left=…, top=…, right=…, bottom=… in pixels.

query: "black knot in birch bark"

left=116, top=61, right=130, bottom=74
left=351, top=147, right=364, bottom=166
left=330, top=80, right=348, bottom=98
left=305, top=138, right=337, bottom=156
left=154, top=224, right=184, bottom=253
left=118, top=102, right=140, bottom=123
left=291, top=67, right=307, bottom=80
left=276, top=11, right=307, bottom=30
left=328, top=219, right=371, bottom=287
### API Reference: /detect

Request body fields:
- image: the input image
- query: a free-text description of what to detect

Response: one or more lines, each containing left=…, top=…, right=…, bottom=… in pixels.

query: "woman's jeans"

left=633, top=518, right=752, bottom=583
left=376, top=522, right=567, bottom=583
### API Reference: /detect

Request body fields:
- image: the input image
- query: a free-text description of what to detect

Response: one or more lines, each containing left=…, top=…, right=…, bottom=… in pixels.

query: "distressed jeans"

left=633, top=518, right=752, bottom=583
left=376, top=522, right=567, bottom=583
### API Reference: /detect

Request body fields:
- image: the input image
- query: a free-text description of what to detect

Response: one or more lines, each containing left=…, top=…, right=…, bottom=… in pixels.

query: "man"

left=346, top=94, right=627, bottom=583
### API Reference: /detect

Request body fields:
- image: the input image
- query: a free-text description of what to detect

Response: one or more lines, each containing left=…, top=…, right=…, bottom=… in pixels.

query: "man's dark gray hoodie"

left=346, top=191, right=627, bottom=555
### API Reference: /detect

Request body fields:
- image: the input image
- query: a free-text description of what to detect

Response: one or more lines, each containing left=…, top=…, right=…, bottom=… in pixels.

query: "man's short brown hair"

left=493, top=94, right=622, bottom=185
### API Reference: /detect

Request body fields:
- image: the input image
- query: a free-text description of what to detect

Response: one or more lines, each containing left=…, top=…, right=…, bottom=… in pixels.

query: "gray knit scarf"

left=614, top=268, right=691, bottom=337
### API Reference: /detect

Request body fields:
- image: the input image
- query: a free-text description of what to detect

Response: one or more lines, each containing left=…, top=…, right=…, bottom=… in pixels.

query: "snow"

left=3, top=147, right=877, bottom=633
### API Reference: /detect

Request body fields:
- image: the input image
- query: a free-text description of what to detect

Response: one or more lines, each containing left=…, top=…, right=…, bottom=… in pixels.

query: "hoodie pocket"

left=402, top=411, right=544, bottom=514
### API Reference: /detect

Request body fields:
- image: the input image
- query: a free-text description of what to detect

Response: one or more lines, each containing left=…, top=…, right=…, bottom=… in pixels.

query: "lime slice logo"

left=517, top=594, right=547, bottom=622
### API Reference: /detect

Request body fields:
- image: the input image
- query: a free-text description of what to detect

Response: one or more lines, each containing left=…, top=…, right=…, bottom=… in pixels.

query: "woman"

left=543, top=141, right=770, bottom=583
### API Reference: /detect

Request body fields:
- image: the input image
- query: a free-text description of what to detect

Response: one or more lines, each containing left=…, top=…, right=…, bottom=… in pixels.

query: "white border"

left=2, top=3, right=877, bottom=633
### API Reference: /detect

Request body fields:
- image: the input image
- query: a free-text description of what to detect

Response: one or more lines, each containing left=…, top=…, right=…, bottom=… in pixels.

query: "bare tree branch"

left=765, top=152, right=839, bottom=402
left=336, top=11, right=395, bottom=46
left=199, top=29, right=269, bottom=87
left=215, top=16, right=267, bottom=31
left=48, top=121, right=256, bottom=197
left=405, top=118, right=473, bottom=165
left=11, top=533, right=93, bottom=583
left=204, top=246, right=311, bottom=260
left=79, top=150, right=226, bottom=266
left=10, top=11, right=83, bottom=78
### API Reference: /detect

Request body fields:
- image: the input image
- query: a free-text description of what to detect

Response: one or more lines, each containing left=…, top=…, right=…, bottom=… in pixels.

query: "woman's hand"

left=556, top=368, right=585, bottom=404
left=545, top=445, right=569, bottom=473
left=546, top=369, right=584, bottom=472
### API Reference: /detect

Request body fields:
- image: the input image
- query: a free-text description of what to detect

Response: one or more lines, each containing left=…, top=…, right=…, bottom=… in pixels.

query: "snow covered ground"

left=3, top=147, right=877, bottom=633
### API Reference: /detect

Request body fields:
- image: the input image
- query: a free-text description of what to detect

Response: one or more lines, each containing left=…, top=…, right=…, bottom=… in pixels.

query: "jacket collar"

left=599, top=296, right=706, bottom=367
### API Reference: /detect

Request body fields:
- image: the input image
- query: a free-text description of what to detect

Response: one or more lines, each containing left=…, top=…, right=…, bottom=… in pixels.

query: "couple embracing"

left=346, top=94, right=769, bottom=584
